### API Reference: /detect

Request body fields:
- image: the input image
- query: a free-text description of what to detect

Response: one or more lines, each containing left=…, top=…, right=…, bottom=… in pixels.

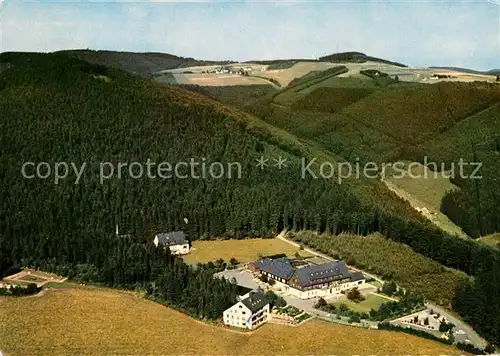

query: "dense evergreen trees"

left=441, top=141, right=500, bottom=237
left=0, top=283, right=41, bottom=296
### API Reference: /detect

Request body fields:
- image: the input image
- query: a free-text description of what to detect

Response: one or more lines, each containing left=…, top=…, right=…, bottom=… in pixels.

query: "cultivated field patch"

left=261, top=61, right=338, bottom=87
left=157, top=73, right=272, bottom=86
left=2, top=269, right=66, bottom=288
left=0, top=287, right=463, bottom=356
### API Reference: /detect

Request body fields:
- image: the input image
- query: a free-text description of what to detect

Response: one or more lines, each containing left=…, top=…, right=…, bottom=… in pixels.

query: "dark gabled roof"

left=295, top=260, right=350, bottom=287
left=254, top=257, right=295, bottom=280
left=155, top=231, right=188, bottom=246
left=349, top=271, right=365, bottom=282
left=240, top=290, right=269, bottom=313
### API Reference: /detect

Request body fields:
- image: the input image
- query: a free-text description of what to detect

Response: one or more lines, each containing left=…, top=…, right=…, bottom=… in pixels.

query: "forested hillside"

left=59, top=50, right=234, bottom=77
left=0, top=52, right=499, bottom=344
left=318, top=51, right=407, bottom=67
left=233, top=78, right=500, bottom=238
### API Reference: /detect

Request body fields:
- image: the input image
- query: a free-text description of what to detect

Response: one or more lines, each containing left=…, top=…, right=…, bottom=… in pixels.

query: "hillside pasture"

left=0, top=287, right=463, bottom=356
left=478, top=233, right=500, bottom=248
left=157, top=73, right=272, bottom=86
left=383, top=162, right=461, bottom=215
left=261, top=61, right=338, bottom=87
left=183, top=238, right=310, bottom=264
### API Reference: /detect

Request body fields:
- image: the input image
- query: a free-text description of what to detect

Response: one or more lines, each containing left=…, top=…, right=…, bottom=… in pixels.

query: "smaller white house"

left=223, top=289, right=270, bottom=329
left=153, top=231, right=190, bottom=255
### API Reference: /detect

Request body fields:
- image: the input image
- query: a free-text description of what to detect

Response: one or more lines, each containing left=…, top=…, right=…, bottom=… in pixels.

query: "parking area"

left=390, top=305, right=486, bottom=349
left=214, top=268, right=260, bottom=290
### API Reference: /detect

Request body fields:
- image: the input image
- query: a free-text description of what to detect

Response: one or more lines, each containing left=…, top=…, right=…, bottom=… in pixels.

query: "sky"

left=0, top=0, right=499, bottom=70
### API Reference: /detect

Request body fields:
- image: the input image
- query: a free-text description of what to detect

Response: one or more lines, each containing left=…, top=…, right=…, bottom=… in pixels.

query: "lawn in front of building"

left=331, top=293, right=388, bottom=313
left=182, top=238, right=310, bottom=264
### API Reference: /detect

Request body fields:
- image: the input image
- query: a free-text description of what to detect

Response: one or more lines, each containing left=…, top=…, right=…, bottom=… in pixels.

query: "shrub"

left=381, top=282, right=397, bottom=296
left=347, top=287, right=363, bottom=302
left=314, top=297, right=327, bottom=309
left=348, top=315, right=361, bottom=323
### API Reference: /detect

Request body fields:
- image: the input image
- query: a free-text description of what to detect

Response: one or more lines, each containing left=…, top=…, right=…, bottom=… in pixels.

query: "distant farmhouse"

left=223, top=288, right=270, bottom=329
left=153, top=231, right=190, bottom=255
left=249, top=257, right=365, bottom=299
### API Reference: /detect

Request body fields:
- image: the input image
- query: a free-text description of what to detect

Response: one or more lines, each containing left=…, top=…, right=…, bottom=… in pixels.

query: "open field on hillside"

left=183, top=238, right=311, bottom=264
left=383, top=162, right=466, bottom=237
left=156, top=73, right=272, bottom=86
left=331, top=293, right=389, bottom=313
left=0, top=287, right=463, bottom=356
left=382, top=178, right=466, bottom=238
left=478, top=233, right=500, bottom=248
left=153, top=59, right=499, bottom=89
left=260, top=61, right=338, bottom=86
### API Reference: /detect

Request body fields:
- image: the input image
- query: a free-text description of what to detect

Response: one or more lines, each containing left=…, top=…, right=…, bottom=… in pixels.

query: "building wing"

left=295, top=260, right=350, bottom=288
left=254, top=257, right=295, bottom=281
left=349, top=271, right=365, bottom=282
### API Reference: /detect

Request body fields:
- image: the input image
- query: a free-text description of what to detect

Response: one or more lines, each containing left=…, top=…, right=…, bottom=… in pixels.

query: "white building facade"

left=275, top=275, right=365, bottom=300
left=223, top=290, right=270, bottom=329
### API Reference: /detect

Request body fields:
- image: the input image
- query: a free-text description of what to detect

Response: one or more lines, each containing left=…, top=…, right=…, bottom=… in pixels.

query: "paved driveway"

left=214, top=268, right=260, bottom=290
left=426, top=303, right=487, bottom=350
left=390, top=304, right=487, bottom=350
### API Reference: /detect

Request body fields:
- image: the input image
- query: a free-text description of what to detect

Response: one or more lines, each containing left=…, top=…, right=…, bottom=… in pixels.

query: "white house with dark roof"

left=153, top=231, right=190, bottom=255
left=253, top=258, right=365, bottom=299
left=223, top=288, right=270, bottom=329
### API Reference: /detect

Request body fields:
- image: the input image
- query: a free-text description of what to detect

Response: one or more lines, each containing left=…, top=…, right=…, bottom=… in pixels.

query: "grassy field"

left=0, top=286, right=464, bottom=356
left=478, top=233, right=500, bottom=248
left=182, top=238, right=310, bottom=264
left=273, top=66, right=348, bottom=106
left=382, top=162, right=467, bottom=237
left=332, top=293, right=388, bottom=313
left=384, top=162, right=459, bottom=212
left=262, top=61, right=338, bottom=87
